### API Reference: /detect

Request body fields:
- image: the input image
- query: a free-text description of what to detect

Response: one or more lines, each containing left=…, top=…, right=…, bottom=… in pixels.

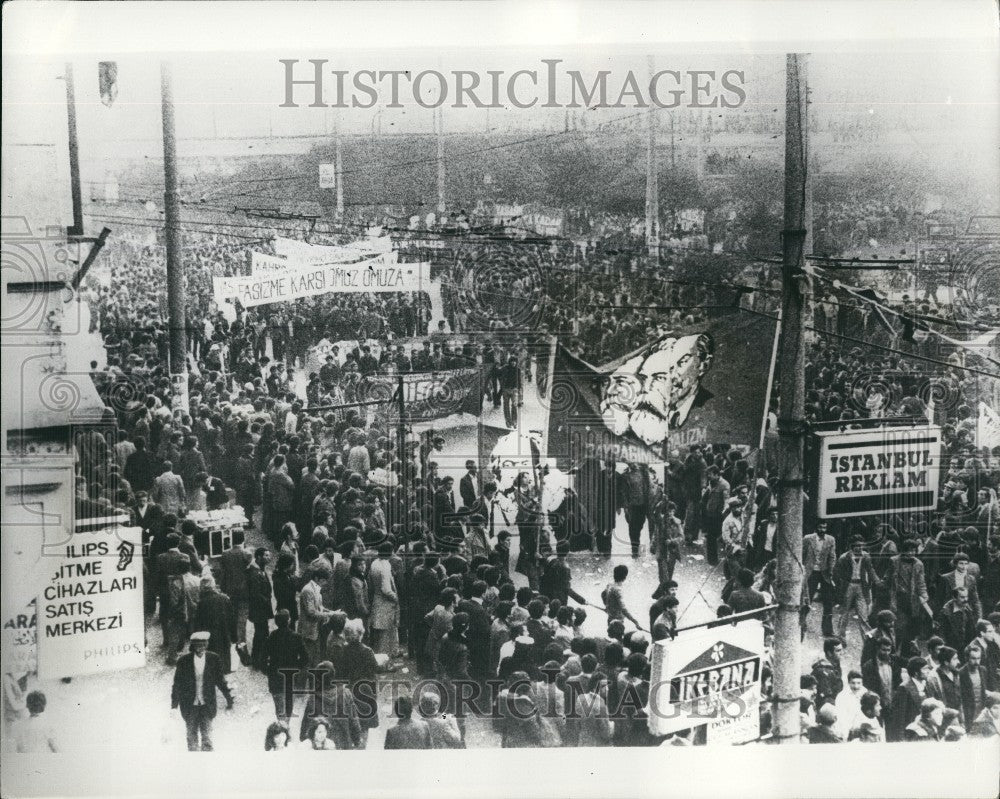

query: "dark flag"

left=99, top=62, right=118, bottom=107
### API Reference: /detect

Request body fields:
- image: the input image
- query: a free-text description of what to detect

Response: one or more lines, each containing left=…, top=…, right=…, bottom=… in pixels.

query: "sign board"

left=319, top=163, right=336, bottom=189
left=647, top=618, right=764, bottom=742
left=816, top=425, right=942, bottom=518
left=37, top=525, right=145, bottom=679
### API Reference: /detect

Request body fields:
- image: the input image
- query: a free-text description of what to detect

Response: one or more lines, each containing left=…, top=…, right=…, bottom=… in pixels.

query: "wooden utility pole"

left=645, top=57, right=660, bottom=260
left=160, top=61, right=189, bottom=411
left=64, top=62, right=83, bottom=237
left=334, top=113, right=344, bottom=221
left=772, top=52, right=809, bottom=745
left=436, top=106, right=446, bottom=216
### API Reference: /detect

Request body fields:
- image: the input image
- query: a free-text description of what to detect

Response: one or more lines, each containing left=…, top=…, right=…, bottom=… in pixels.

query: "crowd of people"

left=7, top=201, right=995, bottom=754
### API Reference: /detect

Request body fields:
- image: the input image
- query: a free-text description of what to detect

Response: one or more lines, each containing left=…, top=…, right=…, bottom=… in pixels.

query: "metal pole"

left=772, top=52, right=809, bottom=745
left=64, top=62, right=84, bottom=237
left=160, top=61, right=189, bottom=411
left=645, top=57, right=660, bottom=261
left=437, top=107, right=446, bottom=216
left=335, top=114, right=344, bottom=221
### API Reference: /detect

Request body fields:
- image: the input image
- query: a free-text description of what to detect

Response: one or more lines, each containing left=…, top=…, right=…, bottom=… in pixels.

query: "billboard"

left=647, top=618, right=765, bottom=743
left=816, top=425, right=942, bottom=518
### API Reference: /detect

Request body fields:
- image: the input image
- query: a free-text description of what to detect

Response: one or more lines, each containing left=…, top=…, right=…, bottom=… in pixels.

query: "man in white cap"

left=171, top=631, right=233, bottom=751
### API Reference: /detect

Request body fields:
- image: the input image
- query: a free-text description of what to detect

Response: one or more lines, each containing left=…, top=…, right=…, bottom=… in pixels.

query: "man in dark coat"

left=155, top=533, right=190, bottom=627
left=263, top=610, right=308, bottom=720
left=298, top=458, right=322, bottom=535
left=339, top=620, right=380, bottom=745
left=460, top=461, right=479, bottom=509
left=457, top=581, right=492, bottom=687
left=298, top=661, right=363, bottom=749
left=170, top=632, right=233, bottom=751
left=887, top=657, right=931, bottom=742
left=132, top=490, right=164, bottom=547
left=194, top=576, right=238, bottom=674
left=434, top=477, right=460, bottom=551
left=384, top=696, right=431, bottom=749
left=539, top=546, right=586, bottom=607
left=124, top=436, right=159, bottom=493
left=217, top=530, right=251, bottom=644
left=862, top=637, right=901, bottom=711
left=960, top=645, right=990, bottom=728
left=936, top=586, right=978, bottom=654
left=247, top=548, right=274, bottom=670
left=727, top=568, right=768, bottom=614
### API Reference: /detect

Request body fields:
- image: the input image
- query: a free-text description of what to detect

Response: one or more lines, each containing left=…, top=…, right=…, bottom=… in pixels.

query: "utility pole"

left=64, top=62, right=83, bottom=237
left=436, top=106, right=446, bottom=216
left=772, top=52, right=809, bottom=745
left=160, top=61, right=189, bottom=411
left=645, top=56, right=660, bottom=261
left=334, top=113, right=344, bottom=221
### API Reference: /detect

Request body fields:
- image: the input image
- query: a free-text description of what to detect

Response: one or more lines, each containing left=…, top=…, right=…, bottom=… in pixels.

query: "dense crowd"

left=7, top=206, right=996, bottom=753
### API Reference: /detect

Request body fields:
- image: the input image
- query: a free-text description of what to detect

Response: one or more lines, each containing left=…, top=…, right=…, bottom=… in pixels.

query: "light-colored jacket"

left=368, top=558, right=399, bottom=631
left=152, top=471, right=186, bottom=515
left=802, top=533, right=836, bottom=581
left=298, top=580, right=329, bottom=642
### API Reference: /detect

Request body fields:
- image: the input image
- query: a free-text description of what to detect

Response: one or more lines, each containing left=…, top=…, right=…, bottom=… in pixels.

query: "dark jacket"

left=807, top=724, right=843, bottom=744
left=459, top=473, right=478, bottom=509
left=861, top=657, right=901, bottom=709
left=959, top=663, right=989, bottom=727
left=833, top=551, right=879, bottom=604
left=935, top=600, right=977, bottom=654
left=299, top=685, right=363, bottom=749
left=263, top=626, right=308, bottom=695
left=193, top=588, right=237, bottom=672
left=937, top=667, right=964, bottom=721
left=810, top=657, right=843, bottom=709
left=339, top=641, right=379, bottom=729
left=124, top=449, right=160, bottom=492
left=456, top=599, right=492, bottom=681
left=728, top=586, right=768, bottom=614
left=217, top=546, right=252, bottom=601
left=887, top=680, right=924, bottom=742
left=171, top=651, right=232, bottom=717
left=384, top=718, right=431, bottom=749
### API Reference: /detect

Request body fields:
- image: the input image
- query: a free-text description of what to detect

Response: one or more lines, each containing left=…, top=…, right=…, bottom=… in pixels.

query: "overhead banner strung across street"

left=274, top=234, right=393, bottom=261
left=216, top=257, right=430, bottom=308
left=36, top=525, right=145, bottom=680
left=815, top=425, right=942, bottom=518
left=547, top=309, right=778, bottom=465
left=647, top=618, right=765, bottom=743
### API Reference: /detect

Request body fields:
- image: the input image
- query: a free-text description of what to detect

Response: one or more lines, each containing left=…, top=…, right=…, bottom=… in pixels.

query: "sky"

left=2, top=2, right=997, bottom=219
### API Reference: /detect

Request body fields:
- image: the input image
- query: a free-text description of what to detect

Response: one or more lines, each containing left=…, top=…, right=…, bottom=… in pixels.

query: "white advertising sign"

left=36, top=525, right=145, bottom=679
left=647, top=618, right=764, bottom=742
left=816, top=425, right=942, bottom=518
left=318, top=163, right=336, bottom=189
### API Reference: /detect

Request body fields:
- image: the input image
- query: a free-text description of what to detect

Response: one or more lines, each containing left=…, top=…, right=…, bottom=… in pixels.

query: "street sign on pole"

left=319, top=163, right=336, bottom=189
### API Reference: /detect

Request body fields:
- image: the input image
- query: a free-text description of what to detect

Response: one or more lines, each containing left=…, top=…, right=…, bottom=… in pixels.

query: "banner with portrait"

left=547, top=308, right=778, bottom=466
